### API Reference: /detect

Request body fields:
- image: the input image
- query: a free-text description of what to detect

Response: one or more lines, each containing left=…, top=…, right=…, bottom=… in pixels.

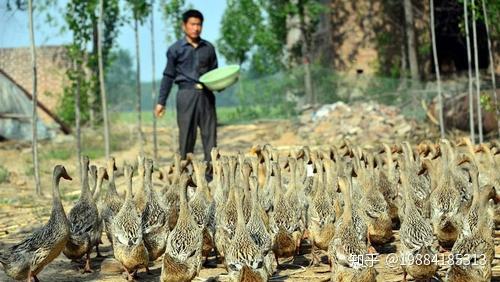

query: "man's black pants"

left=176, top=88, right=217, bottom=162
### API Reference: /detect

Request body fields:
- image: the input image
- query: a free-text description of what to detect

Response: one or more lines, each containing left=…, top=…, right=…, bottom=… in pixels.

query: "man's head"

left=182, top=9, right=203, bottom=40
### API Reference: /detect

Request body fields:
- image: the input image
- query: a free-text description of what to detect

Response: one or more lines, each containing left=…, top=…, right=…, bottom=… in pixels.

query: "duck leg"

left=295, top=237, right=302, bottom=255
left=275, top=253, right=281, bottom=269
left=310, top=244, right=320, bottom=266
left=83, top=252, right=93, bottom=273
left=95, top=244, right=104, bottom=257
left=122, top=267, right=135, bottom=281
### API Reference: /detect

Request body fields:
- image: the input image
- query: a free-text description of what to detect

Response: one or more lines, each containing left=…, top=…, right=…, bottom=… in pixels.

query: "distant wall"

left=0, top=46, right=71, bottom=121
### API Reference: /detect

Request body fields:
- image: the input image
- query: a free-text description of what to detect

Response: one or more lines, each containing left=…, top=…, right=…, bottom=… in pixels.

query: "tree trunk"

left=463, top=0, right=475, bottom=143
left=403, top=0, right=420, bottom=81
left=430, top=0, right=445, bottom=138
left=89, top=21, right=98, bottom=128
left=150, top=0, right=158, bottom=161
left=298, top=2, right=314, bottom=107
left=28, top=0, right=41, bottom=195
left=98, top=0, right=110, bottom=158
left=303, top=51, right=314, bottom=106
left=471, top=0, right=483, bottom=143
left=481, top=0, right=499, bottom=138
left=134, top=17, right=144, bottom=155
left=74, top=58, right=82, bottom=178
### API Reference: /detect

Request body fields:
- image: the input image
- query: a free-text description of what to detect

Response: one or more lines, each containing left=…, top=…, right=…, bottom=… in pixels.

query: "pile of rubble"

left=298, top=101, right=437, bottom=146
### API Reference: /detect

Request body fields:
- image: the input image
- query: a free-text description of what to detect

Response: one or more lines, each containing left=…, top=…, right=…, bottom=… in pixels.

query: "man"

left=155, top=9, right=218, bottom=166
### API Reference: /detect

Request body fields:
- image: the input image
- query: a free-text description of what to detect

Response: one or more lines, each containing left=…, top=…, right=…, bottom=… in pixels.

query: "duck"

left=112, top=165, right=149, bottom=280
left=225, top=172, right=269, bottom=282
left=63, top=156, right=100, bottom=273
left=445, top=157, right=495, bottom=282
left=89, top=165, right=98, bottom=196
left=92, top=166, right=107, bottom=257
left=141, top=158, right=169, bottom=261
left=269, top=161, right=303, bottom=267
left=399, top=163, right=438, bottom=282
left=246, top=175, right=275, bottom=275
left=357, top=153, right=393, bottom=245
left=161, top=174, right=203, bottom=282
left=0, top=165, right=72, bottom=282
left=429, top=140, right=464, bottom=248
left=189, top=159, right=215, bottom=264
left=214, top=156, right=238, bottom=264
left=397, top=142, right=432, bottom=219
left=378, top=143, right=400, bottom=227
left=101, top=157, right=124, bottom=246
left=162, top=154, right=183, bottom=231
left=308, top=159, right=337, bottom=266
left=134, top=155, right=147, bottom=213
left=328, top=175, right=376, bottom=282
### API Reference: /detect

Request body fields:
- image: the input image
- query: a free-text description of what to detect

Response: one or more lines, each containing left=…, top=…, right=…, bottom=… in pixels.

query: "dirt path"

left=1, top=120, right=499, bottom=281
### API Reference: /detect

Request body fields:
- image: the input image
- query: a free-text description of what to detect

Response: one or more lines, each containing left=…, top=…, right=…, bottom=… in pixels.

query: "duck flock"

left=0, top=137, right=499, bottom=282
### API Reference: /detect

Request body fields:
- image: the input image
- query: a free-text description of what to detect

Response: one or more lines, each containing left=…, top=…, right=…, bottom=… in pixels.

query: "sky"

left=0, top=0, right=227, bottom=82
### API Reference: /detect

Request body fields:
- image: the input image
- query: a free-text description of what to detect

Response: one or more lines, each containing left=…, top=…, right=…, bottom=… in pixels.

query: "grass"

left=42, top=148, right=72, bottom=160
left=112, top=106, right=291, bottom=127
left=24, top=165, right=34, bottom=177
left=0, top=165, right=9, bottom=183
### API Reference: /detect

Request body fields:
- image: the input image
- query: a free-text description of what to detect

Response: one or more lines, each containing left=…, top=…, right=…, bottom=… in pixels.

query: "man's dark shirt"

left=158, top=37, right=218, bottom=106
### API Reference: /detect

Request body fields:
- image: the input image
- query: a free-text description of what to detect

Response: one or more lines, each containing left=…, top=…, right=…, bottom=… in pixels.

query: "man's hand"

left=155, top=104, right=165, bottom=117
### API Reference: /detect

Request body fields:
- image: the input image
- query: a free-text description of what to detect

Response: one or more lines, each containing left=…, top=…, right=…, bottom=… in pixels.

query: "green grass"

left=42, top=148, right=72, bottom=160
left=0, top=165, right=9, bottom=183
left=24, top=165, right=34, bottom=177
left=112, top=106, right=290, bottom=127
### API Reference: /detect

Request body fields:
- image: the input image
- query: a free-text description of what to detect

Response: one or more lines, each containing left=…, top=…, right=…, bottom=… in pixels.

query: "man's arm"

left=157, top=47, right=176, bottom=106
left=209, top=46, right=218, bottom=71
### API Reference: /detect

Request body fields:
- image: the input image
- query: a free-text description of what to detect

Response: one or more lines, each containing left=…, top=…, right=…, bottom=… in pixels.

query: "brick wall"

left=0, top=45, right=71, bottom=120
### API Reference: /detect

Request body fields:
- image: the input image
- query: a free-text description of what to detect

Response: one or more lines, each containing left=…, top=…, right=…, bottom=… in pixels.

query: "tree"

left=403, top=0, right=420, bottom=81
left=430, top=0, right=445, bottom=138
left=28, top=0, right=41, bottom=195
left=126, top=0, right=151, bottom=156
left=293, top=0, right=323, bottom=106
left=471, top=0, right=483, bottom=142
left=481, top=0, right=499, bottom=138
left=59, top=0, right=121, bottom=127
left=98, top=0, right=111, bottom=158
left=463, top=0, right=475, bottom=142
left=161, top=0, right=187, bottom=41
left=73, top=59, right=82, bottom=177
left=150, top=0, right=158, bottom=161
left=218, top=0, right=263, bottom=65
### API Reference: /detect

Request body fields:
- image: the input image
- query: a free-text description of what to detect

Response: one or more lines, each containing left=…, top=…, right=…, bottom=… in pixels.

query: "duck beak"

left=62, top=169, right=72, bottom=181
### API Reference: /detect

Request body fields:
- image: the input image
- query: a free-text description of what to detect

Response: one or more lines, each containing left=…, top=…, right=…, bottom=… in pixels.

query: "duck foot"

left=82, top=253, right=93, bottom=273
left=145, top=267, right=153, bottom=275
left=438, top=246, right=449, bottom=253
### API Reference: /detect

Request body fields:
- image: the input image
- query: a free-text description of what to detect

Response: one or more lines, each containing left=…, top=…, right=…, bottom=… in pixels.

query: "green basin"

left=199, top=65, right=240, bottom=91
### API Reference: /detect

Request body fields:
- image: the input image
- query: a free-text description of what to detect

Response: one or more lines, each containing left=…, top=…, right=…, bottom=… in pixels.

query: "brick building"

left=0, top=45, right=71, bottom=122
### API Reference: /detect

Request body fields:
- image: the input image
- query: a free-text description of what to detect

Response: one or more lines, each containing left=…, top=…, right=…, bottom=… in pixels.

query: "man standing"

left=155, top=9, right=218, bottom=165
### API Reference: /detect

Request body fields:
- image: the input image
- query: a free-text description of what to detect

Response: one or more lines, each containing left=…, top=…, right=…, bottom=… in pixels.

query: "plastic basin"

left=199, top=65, right=240, bottom=91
